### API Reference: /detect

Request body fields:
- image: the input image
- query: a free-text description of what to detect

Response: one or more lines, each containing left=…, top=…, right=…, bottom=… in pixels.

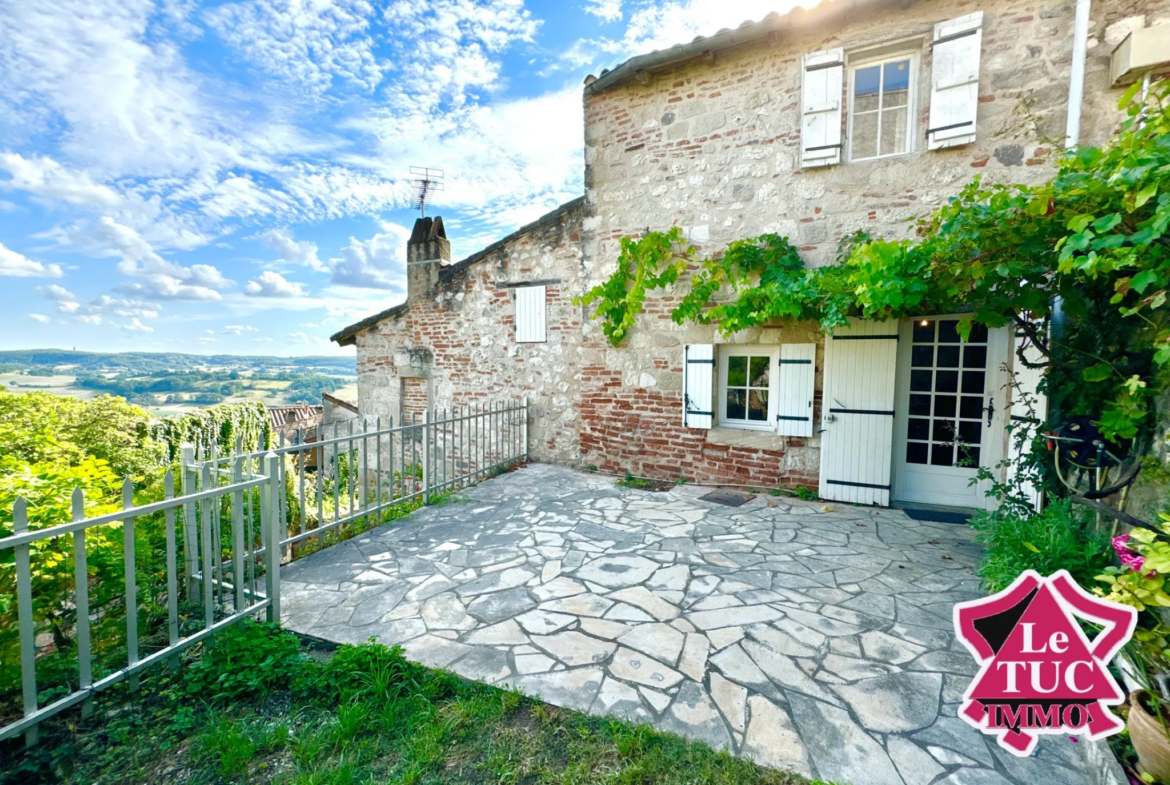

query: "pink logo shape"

left=953, top=570, right=1137, bottom=756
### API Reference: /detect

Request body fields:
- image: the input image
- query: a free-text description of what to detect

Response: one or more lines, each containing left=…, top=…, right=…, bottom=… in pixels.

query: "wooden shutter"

left=802, top=48, right=845, bottom=167
left=683, top=344, right=714, bottom=429
left=776, top=344, right=816, bottom=437
left=927, top=12, right=983, bottom=150
left=515, top=285, right=546, bottom=343
left=1009, top=329, right=1048, bottom=511
left=818, top=320, right=898, bottom=506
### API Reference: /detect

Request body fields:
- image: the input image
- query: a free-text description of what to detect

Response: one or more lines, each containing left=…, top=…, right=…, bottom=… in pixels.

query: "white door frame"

left=890, top=316, right=1011, bottom=510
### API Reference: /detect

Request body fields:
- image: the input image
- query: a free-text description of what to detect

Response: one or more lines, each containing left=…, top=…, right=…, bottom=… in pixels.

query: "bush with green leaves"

left=970, top=500, right=1112, bottom=593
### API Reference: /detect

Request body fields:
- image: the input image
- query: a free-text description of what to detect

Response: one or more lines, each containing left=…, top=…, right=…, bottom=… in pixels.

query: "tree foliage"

left=577, top=83, right=1170, bottom=442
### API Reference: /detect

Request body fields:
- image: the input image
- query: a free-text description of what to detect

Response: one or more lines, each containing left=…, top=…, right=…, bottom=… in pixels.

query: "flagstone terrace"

left=282, top=463, right=1106, bottom=785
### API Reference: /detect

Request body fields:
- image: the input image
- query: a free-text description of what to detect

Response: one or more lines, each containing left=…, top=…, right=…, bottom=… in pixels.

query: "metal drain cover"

left=698, top=490, right=754, bottom=507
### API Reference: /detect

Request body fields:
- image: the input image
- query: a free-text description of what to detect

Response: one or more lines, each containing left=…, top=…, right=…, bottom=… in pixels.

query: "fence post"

left=264, top=452, right=282, bottom=625
left=179, top=443, right=198, bottom=600
left=72, top=488, right=93, bottom=718
left=122, top=478, right=139, bottom=692
left=522, top=396, right=529, bottom=462
left=14, top=498, right=38, bottom=746
left=422, top=409, right=431, bottom=504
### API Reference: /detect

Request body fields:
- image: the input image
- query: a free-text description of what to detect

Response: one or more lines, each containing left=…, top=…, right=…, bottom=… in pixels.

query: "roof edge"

left=584, top=0, right=907, bottom=95
left=330, top=195, right=586, bottom=347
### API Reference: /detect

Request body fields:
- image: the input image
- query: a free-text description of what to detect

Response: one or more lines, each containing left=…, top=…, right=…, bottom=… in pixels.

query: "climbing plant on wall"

left=577, top=82, right=1170, bottom=444
left=152, top=401, right=272, bottom=460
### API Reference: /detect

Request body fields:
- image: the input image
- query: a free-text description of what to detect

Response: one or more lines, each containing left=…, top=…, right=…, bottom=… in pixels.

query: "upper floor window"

left=849, top=54, right=916, bottom=161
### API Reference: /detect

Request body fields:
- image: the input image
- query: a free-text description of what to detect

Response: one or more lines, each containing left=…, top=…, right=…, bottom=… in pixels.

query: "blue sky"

left=0, top=0, right=804, bottom=357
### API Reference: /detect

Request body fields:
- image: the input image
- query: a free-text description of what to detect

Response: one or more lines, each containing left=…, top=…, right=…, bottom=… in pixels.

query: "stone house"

left=332, top=0, right=1169, bottom=511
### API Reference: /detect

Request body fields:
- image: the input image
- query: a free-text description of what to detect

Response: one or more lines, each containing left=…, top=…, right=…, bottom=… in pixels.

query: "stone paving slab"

left=283, top=464, right=1102, bottom=785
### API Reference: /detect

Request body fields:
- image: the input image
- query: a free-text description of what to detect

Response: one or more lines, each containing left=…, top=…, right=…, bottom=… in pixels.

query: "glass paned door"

left=894, top=317, right=1006, bottom=509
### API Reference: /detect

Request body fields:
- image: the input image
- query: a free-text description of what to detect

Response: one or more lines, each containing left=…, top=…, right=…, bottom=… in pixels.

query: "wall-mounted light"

left=919, top=320, right=930, bottom=327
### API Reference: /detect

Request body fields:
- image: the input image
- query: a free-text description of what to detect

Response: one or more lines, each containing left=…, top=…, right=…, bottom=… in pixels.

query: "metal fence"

left=0, top=398, right=527, bottom=745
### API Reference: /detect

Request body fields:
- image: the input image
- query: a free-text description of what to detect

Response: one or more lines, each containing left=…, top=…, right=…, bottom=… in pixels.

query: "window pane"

left=853, top=112, right=879, bottom=159
left=913, top=321, right=935, bottom=343
left=934, top=395, right=957, bottom=418
left=883, top=60, right=911, bottom=96
left=936, top=346, right=960, bottom=368
left=880, top=106, right=908, bottom=155
left=912, top=345, right=934, bottom=367
left=908, top=418, right=930, bottom=440
left=969, top=323, right=989, bottom=343
left=749, top=356, right=770, bottom=387
left=931, top=444, right=955, bottom=466
left=748, top=390, right=769, bottom=421
left=936, top=370, right=959, bottom=393
left=933, top=420, right=956, bottom=442
left=957, top=446, right=981, bottom=467
left=909, top=394, right=931, bottom=416
left=962, top=371, right=985, bottom=394
left=960, top=396, right=983, bottom=419
left=959, top=420, right=982, bottom=445
left=938, top=320, right=961, bottom=343
left=910, top=369, right=933, bottom=392
left=855, top=65, right=881, bottom=112
left=963, top=345, right=987, bottom=369
left=906, top=442, right=929, bottom=464
left=726, top=389, right=746, bottom=420
left=727, top=356, right=747, bottom=387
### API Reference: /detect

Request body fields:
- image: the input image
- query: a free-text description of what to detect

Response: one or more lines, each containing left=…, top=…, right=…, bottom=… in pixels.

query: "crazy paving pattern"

left=283, top=464, right=1102, bottom=785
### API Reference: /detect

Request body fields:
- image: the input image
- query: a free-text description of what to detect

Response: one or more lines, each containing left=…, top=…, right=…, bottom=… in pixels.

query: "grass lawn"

left=0, top=622, right=827, bottom=785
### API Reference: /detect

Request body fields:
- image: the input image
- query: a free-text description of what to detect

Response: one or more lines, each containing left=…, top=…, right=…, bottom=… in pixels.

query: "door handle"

left=986, top=397, right=995, bottom=427
left=825, top=414, right=837, bottom=424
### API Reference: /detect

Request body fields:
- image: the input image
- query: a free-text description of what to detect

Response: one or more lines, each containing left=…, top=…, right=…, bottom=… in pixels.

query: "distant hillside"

left=0, top=350, right=356, bottom=376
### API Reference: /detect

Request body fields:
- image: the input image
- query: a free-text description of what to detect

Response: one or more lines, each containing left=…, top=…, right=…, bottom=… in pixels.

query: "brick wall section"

left=574, top=0, right=1167, bottom=488
left=354, top=199, right=586, bottom=463
left=401, top=378, right=428, bottom=422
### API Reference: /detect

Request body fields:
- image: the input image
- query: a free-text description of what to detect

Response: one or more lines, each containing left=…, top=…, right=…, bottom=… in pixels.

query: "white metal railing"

left=1, top=398, right=527, bottom=745
left=1, top=456, right=282, bottom=745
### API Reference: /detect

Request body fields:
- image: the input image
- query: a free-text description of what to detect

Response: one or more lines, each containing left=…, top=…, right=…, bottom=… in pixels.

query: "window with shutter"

left=926, top=12, right=984, bottom=151
left=718, top=345, right=778, bottom=430
left=802, top=48, right=845, bottom=168
left=848, top=54, right=918, bottom=161
left=514, top=285, right=546, bottom=343
left=776, top=344, right=816, bottom=437
left=683, top=344, right=714, bottom=429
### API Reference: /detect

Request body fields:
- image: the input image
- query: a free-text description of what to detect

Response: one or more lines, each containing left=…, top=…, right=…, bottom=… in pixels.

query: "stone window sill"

left=705, top=427, right=787, bottom=450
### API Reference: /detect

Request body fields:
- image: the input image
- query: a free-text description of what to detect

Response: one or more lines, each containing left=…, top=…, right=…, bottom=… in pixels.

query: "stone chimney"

left=406, top=216, right=450, bottom=301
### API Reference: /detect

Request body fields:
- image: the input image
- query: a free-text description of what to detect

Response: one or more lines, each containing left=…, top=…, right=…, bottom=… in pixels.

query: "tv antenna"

left=410, top=166, right=445, bottom=217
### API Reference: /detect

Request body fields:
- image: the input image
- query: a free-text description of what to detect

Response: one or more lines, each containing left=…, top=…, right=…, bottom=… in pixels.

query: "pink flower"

left=1113, top=534, right=1148, bottom=573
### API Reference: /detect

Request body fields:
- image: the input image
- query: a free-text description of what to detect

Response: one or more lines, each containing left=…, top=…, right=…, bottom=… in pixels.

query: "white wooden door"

left=818, top=319, right=899, bottom=505
left=892, top=317, right=1009, bottom=509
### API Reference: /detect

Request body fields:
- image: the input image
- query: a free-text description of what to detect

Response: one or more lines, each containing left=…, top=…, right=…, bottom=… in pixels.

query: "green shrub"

left=971, top=499, right=1112, bottom=593
left=182, top=620, right=307, bottom=701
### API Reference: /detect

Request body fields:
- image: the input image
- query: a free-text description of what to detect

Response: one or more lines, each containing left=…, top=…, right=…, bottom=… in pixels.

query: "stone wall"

left=575, top=0, right=1167, bottom=486
left=353, top=198, right=586, bottom=464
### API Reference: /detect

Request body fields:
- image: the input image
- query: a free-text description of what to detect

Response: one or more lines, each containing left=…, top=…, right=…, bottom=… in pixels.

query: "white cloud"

left=122, top=317, right=153, bottom=332
left=0, top=153, right=122, bottom=208
left=256, top=228, right=325, bottom=272
left=58, top=301, right=82, bottom=314
left=29, top=313, right=50, bottom=323
left=223, top=324, right=258, bottom=335
left=38, top=284, right=78, bottom=301
left=620, top=0, right=808, bottom=53
left=329, top=223, right=411, bottom=290
left=245, top=269, right=308, bottom=298
left=0, top=241, right=63, bottom=277
left=584, top=0, right=623, bottom=22
left=87, top=216, right=231, bottom=301
left=203, top=0, right=385, bottom=93
left=76, top=314, right=102, bottom=325
left=198, top=336, right=216, bottom=344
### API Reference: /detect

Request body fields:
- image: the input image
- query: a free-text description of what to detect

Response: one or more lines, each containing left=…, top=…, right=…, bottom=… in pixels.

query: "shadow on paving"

left=282, top=463, right=1099, bottom=785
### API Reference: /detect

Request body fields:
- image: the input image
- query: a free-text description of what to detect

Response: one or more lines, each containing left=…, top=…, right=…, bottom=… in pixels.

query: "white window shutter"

left=683, top=344, right=714, bottom=429
left=927, top=12, right=983, bottom=150
left=801, top=48, right=844, bottom=167
left=775, top=344, right=816, bottom=437
left=515, top=285, right=546, bottom=343
left=1009, top=329, right=1048, bottom=511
